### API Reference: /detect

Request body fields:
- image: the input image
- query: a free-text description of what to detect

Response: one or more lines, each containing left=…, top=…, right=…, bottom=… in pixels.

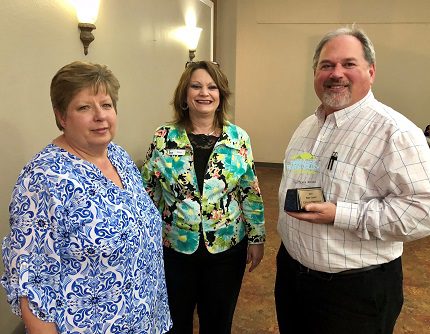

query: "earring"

left=181, top=103, right=189, bottom=111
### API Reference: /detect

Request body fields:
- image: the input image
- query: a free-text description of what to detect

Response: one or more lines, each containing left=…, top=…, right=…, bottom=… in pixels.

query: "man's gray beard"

left=321, top=90, right=351, bottom=111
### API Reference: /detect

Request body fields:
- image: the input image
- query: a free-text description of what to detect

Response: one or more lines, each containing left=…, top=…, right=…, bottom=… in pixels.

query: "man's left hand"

left=286, top=202, right=336, bottom=225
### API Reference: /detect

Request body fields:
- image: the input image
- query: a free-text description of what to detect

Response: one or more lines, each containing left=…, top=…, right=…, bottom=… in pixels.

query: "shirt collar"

left=315, top=90, right=374, bottom=127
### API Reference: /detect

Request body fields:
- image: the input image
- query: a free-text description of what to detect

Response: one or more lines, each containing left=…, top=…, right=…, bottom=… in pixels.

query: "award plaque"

left=284, top=152, right=325, bottom=212
left=284, top=187, right=325, bottom=212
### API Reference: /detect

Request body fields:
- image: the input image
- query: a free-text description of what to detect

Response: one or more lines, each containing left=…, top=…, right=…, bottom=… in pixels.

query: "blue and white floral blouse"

left=141, top=122, right=266, bottom=254
left=1, top=143, right=172, bottom=334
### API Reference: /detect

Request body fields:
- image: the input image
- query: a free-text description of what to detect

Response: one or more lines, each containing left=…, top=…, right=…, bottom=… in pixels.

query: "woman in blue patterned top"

left=1, top=61, right=172, bottom=334
left=142, top=61, right=266, bottom=333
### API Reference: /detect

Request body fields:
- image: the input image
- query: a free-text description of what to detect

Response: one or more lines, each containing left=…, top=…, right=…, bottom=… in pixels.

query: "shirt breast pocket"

left=326, top=162, right=372, bottom=200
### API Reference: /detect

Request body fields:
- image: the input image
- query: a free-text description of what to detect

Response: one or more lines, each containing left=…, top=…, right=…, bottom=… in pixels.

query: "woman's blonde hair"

left=50, top=61, right=120, bottom=130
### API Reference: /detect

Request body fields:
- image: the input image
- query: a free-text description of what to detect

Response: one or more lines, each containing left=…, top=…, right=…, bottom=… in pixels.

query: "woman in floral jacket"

left=141, top=61, right=265, bottom=334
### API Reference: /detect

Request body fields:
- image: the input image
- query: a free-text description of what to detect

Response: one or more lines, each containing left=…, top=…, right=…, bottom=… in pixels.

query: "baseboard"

left=255, top=162, right=283, bottom=169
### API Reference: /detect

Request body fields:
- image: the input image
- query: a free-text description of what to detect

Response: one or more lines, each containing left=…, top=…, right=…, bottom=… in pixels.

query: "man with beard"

left=275, top=26, right=430, bottom=334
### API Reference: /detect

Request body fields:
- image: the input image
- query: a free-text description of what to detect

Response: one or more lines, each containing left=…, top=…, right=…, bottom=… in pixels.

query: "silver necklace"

left=192, top=129, right=216, bottom=136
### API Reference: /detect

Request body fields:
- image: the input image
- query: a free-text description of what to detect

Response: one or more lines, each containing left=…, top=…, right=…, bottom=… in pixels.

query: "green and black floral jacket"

left=141, top=122, right=265, bottom=254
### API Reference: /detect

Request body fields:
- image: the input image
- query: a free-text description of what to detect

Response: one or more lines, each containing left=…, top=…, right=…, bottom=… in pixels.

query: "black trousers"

left=275, top=243, right=403, bottom=334
left=164, top=237, right=247, bottom=334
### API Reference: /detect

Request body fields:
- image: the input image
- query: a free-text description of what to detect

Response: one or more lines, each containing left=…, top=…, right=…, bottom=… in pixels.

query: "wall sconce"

left=74, top=0, right=100, bottom=55
left=184, top=26, right=203, bottom=64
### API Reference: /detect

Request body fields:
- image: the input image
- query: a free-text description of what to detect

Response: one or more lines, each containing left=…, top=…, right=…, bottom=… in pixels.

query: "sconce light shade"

left=185, top=26, right=203, bottom=51
left=185, top=27, right=203, bottom=50
left=74, top=0, right=100, bottom=55
left=75, top=0, right=100, bottom=24
left=184, top=26, right=202, bottom=63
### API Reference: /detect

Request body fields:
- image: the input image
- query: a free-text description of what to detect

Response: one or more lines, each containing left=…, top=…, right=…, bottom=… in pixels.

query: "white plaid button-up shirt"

left=278, top=91, right=430, bottom=273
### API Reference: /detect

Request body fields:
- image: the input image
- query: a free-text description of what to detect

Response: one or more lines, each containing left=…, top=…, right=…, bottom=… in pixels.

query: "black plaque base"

left=284, top=187, right=325, bottom=212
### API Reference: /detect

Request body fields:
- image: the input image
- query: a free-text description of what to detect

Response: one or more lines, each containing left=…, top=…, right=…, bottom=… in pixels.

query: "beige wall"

left=215, top=0, right=237, bottom=117
left=223, top=0, right=430, bottom=163
left=0, top=0, right=213, bottom=331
